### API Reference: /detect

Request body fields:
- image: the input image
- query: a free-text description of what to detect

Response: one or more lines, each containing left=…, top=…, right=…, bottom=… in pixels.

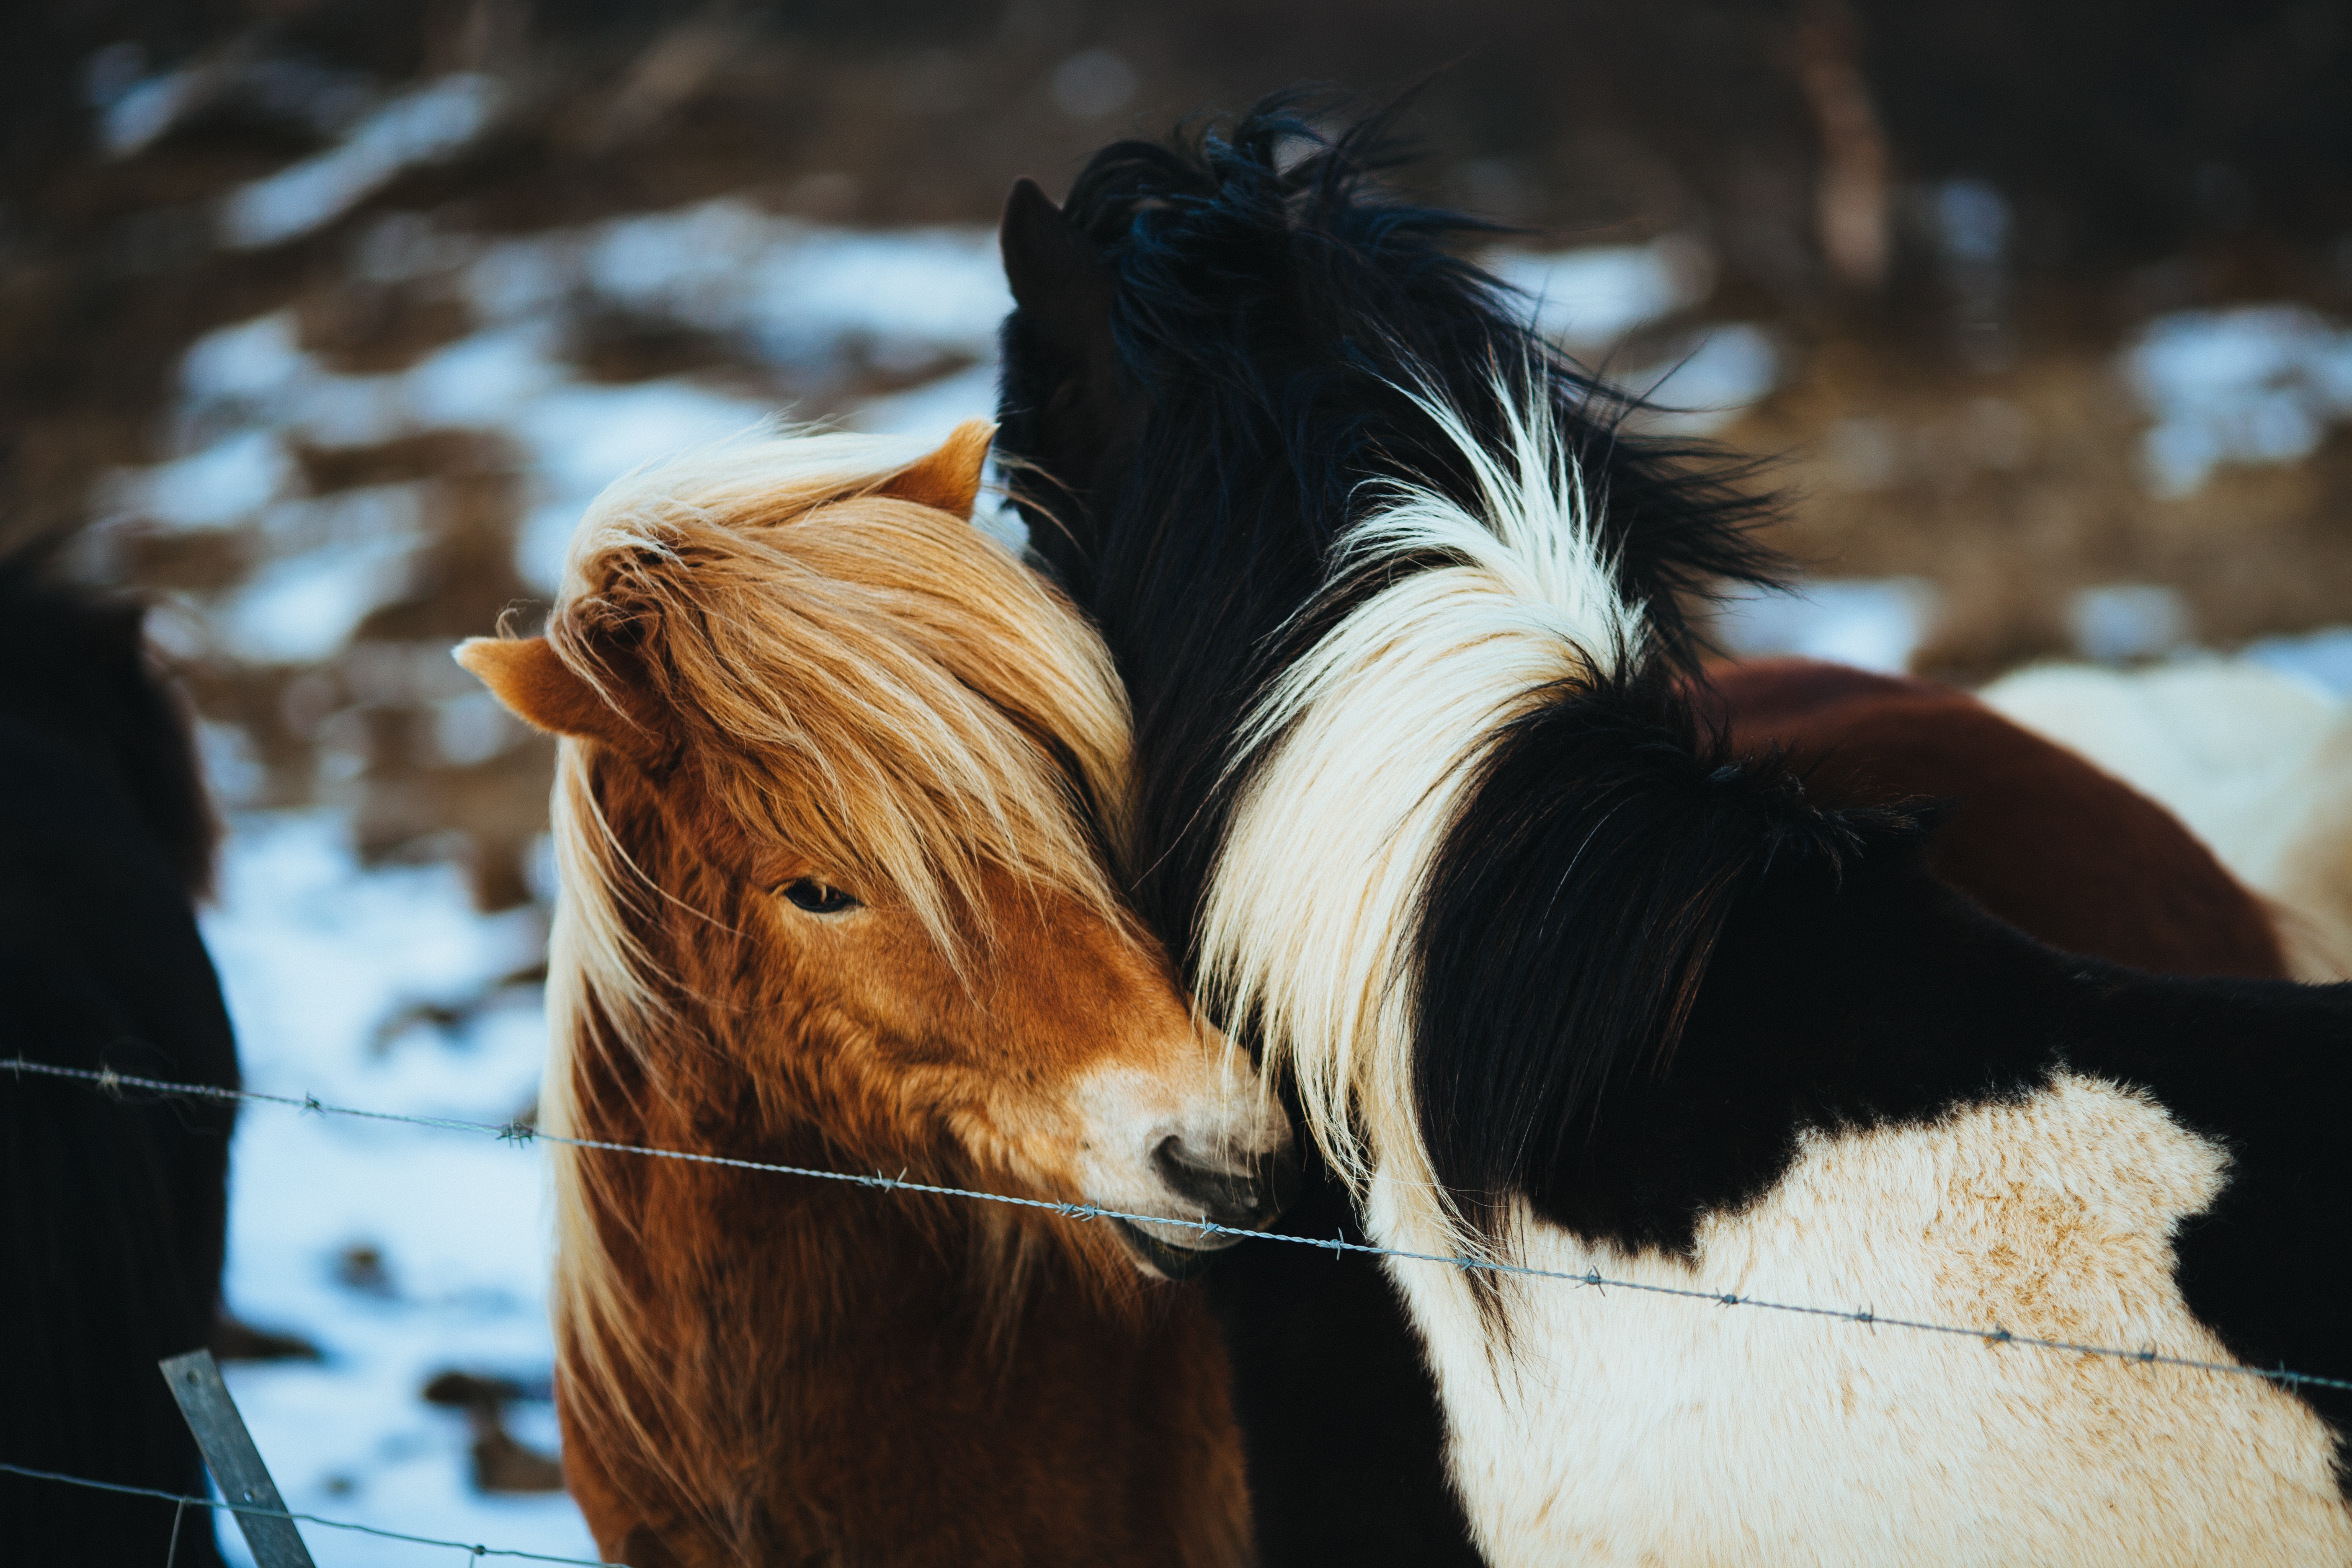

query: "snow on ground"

left=1485, top=233, right=1780, bottom=431
left=2067, top=583, right=2195, bottom=663
left=1712, top=577, right=1939, bottom=673
left=106, top=200, right=1015, bottom=619
left=2245, top=624, right=2352, bottom=699
left=1625, top=324, right=1781, bottom=434
left=204, top=812, right=595, bottom=1566
left=1485, top=234, right=1714, bottom=351
left=223, top=75, right=504, bottom=249
left=2125, top=303, right=2352, bottom=496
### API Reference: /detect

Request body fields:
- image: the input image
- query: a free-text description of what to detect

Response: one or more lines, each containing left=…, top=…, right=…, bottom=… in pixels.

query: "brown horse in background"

left=1696, top=658, right=2288, bottom=980
left=1978, top=656, right=2352, bottom=981
left=461, top=421, right=1290, bottom=1568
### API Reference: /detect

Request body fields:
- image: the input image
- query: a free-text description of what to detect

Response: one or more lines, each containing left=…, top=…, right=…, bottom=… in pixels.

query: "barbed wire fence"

left=0, top=1460, right=619, bottom=1567
left=6, top=1049, right=2350, bottom=1566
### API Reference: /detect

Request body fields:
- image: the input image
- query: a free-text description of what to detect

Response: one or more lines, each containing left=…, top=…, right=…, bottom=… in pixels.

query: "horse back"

left=1698, top=658, right=2287, bottom=979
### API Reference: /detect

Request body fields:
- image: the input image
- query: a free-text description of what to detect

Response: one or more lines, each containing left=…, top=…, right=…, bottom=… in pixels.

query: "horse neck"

left=571, top=1001, right=1001, bottom=1351
left=559, top=1000, right=1247, bottom=1568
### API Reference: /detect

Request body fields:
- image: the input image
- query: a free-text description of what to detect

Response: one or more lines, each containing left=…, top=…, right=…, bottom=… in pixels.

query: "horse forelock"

left=551, top=432, right=1134, bottom=980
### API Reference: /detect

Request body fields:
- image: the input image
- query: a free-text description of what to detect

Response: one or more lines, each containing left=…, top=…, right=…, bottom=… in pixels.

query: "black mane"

left=999, top=98, right=1783, bottom=944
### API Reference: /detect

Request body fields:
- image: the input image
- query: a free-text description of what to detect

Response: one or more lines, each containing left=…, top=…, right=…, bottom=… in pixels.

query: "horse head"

left=459, top=421, right=1293, bottom=1287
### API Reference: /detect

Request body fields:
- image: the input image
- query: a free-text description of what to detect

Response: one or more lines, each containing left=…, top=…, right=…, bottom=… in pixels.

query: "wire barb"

left=8, top=1053, right=2351, bottom=1398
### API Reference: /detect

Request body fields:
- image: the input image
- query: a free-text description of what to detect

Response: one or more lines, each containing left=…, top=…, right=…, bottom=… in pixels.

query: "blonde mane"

left=534, top=427, right=1145, bottom=1506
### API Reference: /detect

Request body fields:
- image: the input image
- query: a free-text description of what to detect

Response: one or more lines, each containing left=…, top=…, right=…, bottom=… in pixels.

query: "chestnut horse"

left=459, top=422, right=1290, bottom=1568
left=995, top=104, right=2347, bottom=1564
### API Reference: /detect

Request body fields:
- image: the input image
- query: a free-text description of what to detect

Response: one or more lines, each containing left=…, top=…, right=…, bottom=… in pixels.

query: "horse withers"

left=0, top=554, right=235, bottom=1566
left=459, top=421, right=1292, bottom=1568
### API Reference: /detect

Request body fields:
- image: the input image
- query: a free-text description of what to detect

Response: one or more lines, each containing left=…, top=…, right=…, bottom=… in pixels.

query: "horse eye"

left=780, top=879, right=859, bottom=914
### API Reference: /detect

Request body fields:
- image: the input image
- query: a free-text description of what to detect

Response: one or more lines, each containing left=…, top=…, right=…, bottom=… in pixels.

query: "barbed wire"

left=9, top=1053, right=2351, bottom=1397
left=0, top=1459, right=619, bottom=1565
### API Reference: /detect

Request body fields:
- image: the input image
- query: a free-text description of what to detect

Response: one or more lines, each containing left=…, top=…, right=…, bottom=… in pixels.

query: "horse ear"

left=454, top=636, right=670, bottom=761
left=999, top=177, right=1113, bottom=362
left=874, top=419, right=995, bottom=518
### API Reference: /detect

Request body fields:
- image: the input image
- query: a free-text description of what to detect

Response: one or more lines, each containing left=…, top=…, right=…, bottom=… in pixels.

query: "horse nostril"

left=1152, top=1135, right=1295, bottom=1228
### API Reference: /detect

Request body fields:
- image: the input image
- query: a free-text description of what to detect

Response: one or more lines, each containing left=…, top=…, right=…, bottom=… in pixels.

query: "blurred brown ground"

left=4, top=0, right=2349, bottom=907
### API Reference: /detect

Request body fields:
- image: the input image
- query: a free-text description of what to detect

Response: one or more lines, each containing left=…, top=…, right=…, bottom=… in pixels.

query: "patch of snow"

left=2068, top=583, right=2192, bottom=663
left=847, top=359, right=999, bottom=441
left=2125, top=304, right=2352, bottom=496
left=113, top=429, right=299, bottom=531
left=1487, top=234, right=1714, bottom=351
left=1714, top=577, right=1937, bottom=674
left=1630, top=324, right=1782, bottom=434
left=101, top=65, right=207, bottom=156
left=431, top=691, right=522, bottom=766
left=1930, top=179, right=2010, bottom=268
left=218, top=487, right=432, bottom=663
left=402, top=324, right=570, bottom=427
left=184, top=312, right=310, bottom=409
left=578, top=201, right=1010, bottom=363
left=199, top=720, right=270, bottom=809
left=745, top=227, right=1009, bottom=362
left=222, top=75, right=502, bottom=249
left=2244, top=624, right=2352, bottom=700
left=201, top=810, right=591, bottom=1565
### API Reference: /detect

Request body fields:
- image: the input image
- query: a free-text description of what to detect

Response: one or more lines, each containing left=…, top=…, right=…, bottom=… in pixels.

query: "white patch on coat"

left=1370, top=1074, right=2352, bottom=1566
left=1198, top=374, right=1644, bottom=1218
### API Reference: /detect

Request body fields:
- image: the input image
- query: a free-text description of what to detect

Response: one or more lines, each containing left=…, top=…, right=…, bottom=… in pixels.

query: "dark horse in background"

left=0, top=551, right=236, bottom=1565
left=995, top=103, right=2334, bottom=1562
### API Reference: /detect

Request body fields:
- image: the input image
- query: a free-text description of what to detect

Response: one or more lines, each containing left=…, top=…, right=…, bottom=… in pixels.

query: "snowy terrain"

left=208, top=814, right=589, bottom=1565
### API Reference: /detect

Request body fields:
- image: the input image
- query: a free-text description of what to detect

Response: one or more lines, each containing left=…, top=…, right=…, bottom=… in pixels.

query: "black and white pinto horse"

left=0, top=553, right=236, bottom=1566
left=997, top=107, right=2352, bottom=1564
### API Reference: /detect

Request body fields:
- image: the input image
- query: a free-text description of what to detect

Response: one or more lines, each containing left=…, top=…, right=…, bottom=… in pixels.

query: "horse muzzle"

left=1112, top=1136, right=1302, bottom=1279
